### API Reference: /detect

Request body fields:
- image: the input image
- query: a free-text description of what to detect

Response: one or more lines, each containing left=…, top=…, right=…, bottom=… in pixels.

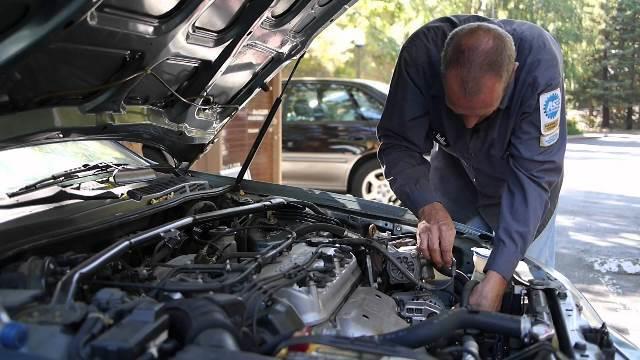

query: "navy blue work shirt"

left=377, top=15, right=566, bottom=280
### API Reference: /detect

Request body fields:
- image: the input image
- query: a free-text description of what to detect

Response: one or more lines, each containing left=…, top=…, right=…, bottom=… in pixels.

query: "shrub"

left=567, top=119, right=583, bottom=135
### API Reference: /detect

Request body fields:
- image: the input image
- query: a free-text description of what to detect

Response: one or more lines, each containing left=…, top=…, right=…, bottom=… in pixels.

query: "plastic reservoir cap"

left=471, top=247, right=491, bottom=259
left=1, top=322, right=28, bottom=349
left=471, top=247, right=492, bottom=279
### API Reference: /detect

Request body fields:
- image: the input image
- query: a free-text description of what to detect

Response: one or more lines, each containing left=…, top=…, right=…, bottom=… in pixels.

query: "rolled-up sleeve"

left=376, top=44, right=439, bottom=215
left=485, top=82, right=567, bottom=280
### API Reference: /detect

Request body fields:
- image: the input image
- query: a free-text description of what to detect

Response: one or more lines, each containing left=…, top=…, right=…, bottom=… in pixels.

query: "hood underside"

left=0, top=0, right=355, bottom=163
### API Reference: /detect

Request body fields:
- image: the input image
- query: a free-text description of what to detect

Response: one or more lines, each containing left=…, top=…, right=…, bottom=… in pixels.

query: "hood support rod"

left=234, top=53, right=305, bottom=187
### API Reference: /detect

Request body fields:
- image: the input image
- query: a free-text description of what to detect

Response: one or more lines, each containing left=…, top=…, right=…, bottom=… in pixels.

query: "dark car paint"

left=0, top=175, right=225, bottom=261
left=282, top=79, right=386, bottom=155
left=0, top=170, right=413, bottom=263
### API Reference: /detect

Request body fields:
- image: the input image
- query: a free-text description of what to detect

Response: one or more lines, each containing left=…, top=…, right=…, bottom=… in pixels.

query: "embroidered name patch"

left=431, top=129, right=449, bottom=147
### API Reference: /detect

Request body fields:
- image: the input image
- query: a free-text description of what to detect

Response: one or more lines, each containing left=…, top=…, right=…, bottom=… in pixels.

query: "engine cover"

left=329, top=287, right=409, bottom=336
left=258, top=243, right=361, bottom=326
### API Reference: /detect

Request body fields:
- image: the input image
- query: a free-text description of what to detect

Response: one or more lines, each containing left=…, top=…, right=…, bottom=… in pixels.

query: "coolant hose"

left=365, top=308, right=524, bottom=348
left=461, top=280, right=480, bottom=307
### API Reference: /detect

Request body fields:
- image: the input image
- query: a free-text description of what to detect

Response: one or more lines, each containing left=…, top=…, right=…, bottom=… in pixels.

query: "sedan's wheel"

left=351, top=160, right=401, bottom=206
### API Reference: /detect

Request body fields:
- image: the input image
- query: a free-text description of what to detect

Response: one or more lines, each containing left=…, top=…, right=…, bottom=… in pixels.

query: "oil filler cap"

left=0, top=322, right=28, bottom=349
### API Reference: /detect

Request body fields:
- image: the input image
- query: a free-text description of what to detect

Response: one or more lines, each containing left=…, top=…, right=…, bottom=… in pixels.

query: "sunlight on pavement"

left=556, top=133, right=640, bottom=346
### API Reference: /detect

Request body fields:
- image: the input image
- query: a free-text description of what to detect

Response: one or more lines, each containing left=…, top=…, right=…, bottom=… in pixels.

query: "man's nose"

left=463, top=116, right=481, bottom=128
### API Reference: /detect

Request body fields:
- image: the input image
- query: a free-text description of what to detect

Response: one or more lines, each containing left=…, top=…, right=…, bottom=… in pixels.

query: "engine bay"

left=0, top=189, right=617, bottom=359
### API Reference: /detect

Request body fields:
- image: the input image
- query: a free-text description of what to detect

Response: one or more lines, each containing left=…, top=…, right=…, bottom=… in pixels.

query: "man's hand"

left=417, top=202, right=456, bottom=268
left=468, top=270, right=508, bottom=311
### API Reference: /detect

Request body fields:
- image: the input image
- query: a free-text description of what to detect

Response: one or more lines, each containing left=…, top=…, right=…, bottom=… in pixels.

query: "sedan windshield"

left=0, top=141, right=148, bottom=195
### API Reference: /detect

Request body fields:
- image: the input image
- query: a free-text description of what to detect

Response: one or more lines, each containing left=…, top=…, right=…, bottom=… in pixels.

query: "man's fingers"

left=440, top=224, right=455, bottom=267
left=416, top=222, right=430, bottom=261
left=416, top=220, right=454, bottom=268
left=417, top=203, right=455, bottom=268
left=441, top=246, right=453, bottom=268
left=422, top=240, right=432, bottom=261
left=428, top=226, right=443, bottom=267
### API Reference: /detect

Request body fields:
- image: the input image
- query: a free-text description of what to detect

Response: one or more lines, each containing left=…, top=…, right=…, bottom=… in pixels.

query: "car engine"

left=0, top=191, right=616, bottom=359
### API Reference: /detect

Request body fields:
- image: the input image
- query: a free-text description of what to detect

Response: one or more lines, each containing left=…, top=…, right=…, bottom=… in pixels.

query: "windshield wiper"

left=0, top=187, right=121, bottom=209
left=8, top=162, right=129, bottom=197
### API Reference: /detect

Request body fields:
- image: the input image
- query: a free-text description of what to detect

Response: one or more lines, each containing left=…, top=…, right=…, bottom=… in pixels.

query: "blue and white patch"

left=539, top=88, right=562, bottom=135
left=540, top=128, right=560, bottom=147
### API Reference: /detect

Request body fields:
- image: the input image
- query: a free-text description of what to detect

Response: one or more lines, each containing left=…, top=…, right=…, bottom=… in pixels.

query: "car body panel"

left=281, top=78, right=387, bottom=191
left=282, top=151, right=362, bottom=191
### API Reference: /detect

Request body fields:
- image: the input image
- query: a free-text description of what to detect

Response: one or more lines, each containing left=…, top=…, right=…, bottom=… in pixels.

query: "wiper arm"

left=0, top=187, right=120, bottom=209
left=9, top=162, right=128, bottom=197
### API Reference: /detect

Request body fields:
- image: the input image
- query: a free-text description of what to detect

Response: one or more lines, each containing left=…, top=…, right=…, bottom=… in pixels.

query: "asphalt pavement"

left=555, top=133, right=640, bottom=346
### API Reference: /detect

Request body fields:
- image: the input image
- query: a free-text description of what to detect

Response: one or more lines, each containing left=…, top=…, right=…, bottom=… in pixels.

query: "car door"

left=282, top=82, right=382, bottom=191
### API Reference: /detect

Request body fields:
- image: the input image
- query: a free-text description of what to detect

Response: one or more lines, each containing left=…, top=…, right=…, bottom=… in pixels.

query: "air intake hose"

left=365, top=308, right=525, bottom=348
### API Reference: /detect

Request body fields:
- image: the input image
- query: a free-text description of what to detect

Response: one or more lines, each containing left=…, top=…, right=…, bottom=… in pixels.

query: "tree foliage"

left=290, top=0, right=639, bottom=129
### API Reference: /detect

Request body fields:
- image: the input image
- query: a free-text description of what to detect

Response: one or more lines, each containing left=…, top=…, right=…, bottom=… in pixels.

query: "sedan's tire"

left=351, top=160, right=401, bottom=206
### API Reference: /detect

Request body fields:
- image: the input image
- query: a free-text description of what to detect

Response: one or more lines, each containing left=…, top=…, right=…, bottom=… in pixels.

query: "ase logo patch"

left=539, top=88, right=562, bottom=147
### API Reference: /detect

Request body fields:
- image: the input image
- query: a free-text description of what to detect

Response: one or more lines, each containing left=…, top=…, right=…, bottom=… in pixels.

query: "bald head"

left=441, top=23, right=517, bottom=127
left=441, top=23, right=516, bottom=96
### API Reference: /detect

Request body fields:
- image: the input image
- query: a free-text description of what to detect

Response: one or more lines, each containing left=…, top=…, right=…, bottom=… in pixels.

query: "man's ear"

left=503, top=62, right=519, bottom=90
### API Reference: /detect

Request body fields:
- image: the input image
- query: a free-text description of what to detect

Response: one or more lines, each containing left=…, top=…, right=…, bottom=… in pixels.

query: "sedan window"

left=351, top=87, right=384, bottom=121
left=320, top=85, right=360, bottom=121
left=284, top=82, right=385, bottom=123
left=284, top=84, right=320, bottom=122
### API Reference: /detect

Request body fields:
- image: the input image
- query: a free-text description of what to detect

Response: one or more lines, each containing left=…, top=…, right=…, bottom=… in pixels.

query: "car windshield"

left=0, top=140, right=148, bottom=195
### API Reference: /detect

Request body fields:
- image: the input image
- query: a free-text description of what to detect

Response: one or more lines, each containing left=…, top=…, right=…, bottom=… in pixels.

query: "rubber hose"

left=366, top=308, right=522, bottom=348
left=151, top=246, right=172, bottom=264
left=185, top=201, right=218, bottom=216
left=461, top=280, right=480, bottom=308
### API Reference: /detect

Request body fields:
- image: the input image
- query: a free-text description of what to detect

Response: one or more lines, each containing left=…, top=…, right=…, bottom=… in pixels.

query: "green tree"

left=582, top=0, right=640, bottom=129
left=611, top=0, right=640, bottom=129
left=493, top=0, right=591, bottom=103
left=291, top=0, right=483, bottom=82
left=288, top=0, right=639, bottom=129
left=581, top=1, right=616, bottom=128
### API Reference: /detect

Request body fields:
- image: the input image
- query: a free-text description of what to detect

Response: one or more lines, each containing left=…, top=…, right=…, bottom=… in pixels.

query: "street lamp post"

left=353, top=30, right=365, bottom=78
left=355, top=43, right=364, bottom=78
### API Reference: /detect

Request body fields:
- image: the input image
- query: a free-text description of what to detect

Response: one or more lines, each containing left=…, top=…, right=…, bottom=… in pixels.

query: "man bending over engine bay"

left=377, top=15, right=566, bottom=311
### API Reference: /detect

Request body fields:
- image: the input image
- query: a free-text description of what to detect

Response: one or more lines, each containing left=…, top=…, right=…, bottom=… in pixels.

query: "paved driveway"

left=555, top=133, right=640, bottom=345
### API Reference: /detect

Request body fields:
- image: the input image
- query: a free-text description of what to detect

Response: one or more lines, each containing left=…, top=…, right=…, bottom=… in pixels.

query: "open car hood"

left=0, top=0, right=355, bottom=163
